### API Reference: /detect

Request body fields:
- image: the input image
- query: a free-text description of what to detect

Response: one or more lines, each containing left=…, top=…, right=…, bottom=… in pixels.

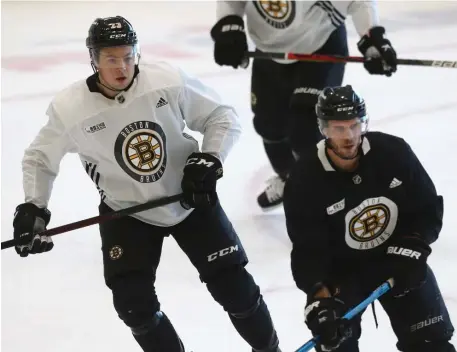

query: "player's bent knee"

left=230, top=295, right=263, bottom=319
left=109, top=273, right=160, bottom=333
left=205, top=265, right=260, bottom=315
left=130, top=311, right=164, bottom=335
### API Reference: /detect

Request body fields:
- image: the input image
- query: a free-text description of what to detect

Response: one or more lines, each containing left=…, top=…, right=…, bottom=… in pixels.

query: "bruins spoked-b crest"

left=253, top=1, right=296, bottom=29
left=345, top=197, right=398, bottom=250
left=114, top=121, right=167, bottom=183
left=109, top=245, right=123, bottom=260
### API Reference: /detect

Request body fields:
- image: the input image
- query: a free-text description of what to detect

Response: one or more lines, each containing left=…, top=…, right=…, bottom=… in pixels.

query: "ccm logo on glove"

left=387, top=246, right=421, bottom=259
left=186, top=157, right=217, bottom=167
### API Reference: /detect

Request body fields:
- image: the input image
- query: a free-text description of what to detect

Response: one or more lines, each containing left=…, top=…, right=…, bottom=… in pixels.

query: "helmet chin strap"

left=97, top=74, right=125, bottom=93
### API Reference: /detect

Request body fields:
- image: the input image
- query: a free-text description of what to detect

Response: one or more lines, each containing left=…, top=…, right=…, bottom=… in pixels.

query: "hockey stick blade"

left=1, top=193, right=184, bottom=250
left=245, top=51, right=457, bottom=68
left=295, top=278, right=395, bottom=352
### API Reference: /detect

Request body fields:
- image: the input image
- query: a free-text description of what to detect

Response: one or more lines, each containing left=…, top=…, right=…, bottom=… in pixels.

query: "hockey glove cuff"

left=211, top=15, right=248, bottom=69
left=386, top=234, right=431, bottom=297
left=181, top=152, right=223, bottom=208
left=357, top=26, right=397, bottom=76
left=13, top=203, right=52, bottom=257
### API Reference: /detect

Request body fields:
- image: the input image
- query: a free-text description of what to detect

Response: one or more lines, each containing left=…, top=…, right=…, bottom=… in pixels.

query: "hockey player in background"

left=283, top=85, right=455, bottom=351
left=12, top=16, right=281, bottom=352
left=210, top=1, right=398, bottom=210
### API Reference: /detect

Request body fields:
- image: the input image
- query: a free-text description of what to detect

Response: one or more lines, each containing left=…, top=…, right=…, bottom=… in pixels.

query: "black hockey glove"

left=385, top=235, right=431, bottom=297
left=357, top=26, right=397, bottom=76
left=210, top=15, right=248, bottom=69
left=304, top=297, right=351, bottom=351
left=181, top=152, right=223, bottom=208
left=13, top=203, right=52, bottom=257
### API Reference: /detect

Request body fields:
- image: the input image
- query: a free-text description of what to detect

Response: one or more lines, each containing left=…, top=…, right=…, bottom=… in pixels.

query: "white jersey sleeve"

left=216, top=1, right=247, bottom=19
left=22, top=103, right=77, bottom=208
left=178, top=69, right=241, bottom=162
left=348, top=0, right=379, bottom=37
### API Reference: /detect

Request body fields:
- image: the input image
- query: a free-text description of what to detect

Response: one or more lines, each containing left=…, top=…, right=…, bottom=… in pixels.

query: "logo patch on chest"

left=114, top=121, right=167, bottom=183
left=327, top=198, right=345, bottom=215
left=85, top=122, right=106, bottom=133
left=345, top=197, right=398, bottom=250
left=253, top=0, right=296, bottom=29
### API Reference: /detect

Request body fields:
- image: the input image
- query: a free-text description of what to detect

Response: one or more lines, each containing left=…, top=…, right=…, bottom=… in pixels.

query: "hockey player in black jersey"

left=283, top=85, right=455, bottom=352
left=210, top=1, right=397, bottom=210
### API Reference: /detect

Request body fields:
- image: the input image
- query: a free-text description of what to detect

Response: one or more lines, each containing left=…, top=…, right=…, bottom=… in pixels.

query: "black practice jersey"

left=283, top=132, right=443, bottom=294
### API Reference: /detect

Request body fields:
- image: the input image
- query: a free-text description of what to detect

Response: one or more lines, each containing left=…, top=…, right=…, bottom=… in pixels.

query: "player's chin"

left=339, top=146, right=358, bottom=159
left=113, top=77, right=130, bottom=89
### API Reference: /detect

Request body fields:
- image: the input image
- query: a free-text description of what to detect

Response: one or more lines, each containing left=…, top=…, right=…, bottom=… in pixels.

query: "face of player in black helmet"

left=322, top=117, right=368, bottom=160
left=94, top=45, right=139, bottom=95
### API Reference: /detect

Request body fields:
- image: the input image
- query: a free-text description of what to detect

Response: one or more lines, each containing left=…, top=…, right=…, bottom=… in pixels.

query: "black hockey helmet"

left=316, top=85, right=368, bottom=137
left=86, top=16, right=140, bottom=72
left=86, top=16, right=138, bottom=49
left=316, top=85, right=366, bottom=121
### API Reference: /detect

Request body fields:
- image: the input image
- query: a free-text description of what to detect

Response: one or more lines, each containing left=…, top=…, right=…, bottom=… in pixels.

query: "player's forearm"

left=22, top=151, right=57, bottom=207
left=291, top=246, right=330, bottom=295
left=216, top=1, right=247, bottom=20
left=348, top=0, right=380, bottom=37
left=200, top=108, right=242, bottom=163
left=409, top=195, right=444, bottom=245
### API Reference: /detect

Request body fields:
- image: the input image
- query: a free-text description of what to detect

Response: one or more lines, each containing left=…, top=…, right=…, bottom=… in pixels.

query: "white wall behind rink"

left=3, top=1, right=457, bottom=55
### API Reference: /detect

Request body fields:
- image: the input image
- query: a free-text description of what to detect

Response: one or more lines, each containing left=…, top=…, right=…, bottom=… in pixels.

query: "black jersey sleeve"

left=283, top=164, right=332, bottom=295
left=402, top=141, right=443, bottom=244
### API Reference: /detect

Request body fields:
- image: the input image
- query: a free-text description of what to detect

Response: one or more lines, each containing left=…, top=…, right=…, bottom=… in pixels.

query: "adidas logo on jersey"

left=389, top=177, right=402, bottom=189
left=156, top=97, right=168, bottom=108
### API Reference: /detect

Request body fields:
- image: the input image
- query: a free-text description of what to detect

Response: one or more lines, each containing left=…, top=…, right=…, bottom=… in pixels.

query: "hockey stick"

left=1, top=193, right=184, bottom=250
left=295, top=277, right=395, bottom=352
left=245, top=51, right=457, bottom=68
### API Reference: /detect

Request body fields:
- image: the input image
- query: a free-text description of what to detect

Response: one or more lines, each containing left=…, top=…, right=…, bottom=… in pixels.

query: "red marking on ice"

left=2, top=52, right=86, bottom=71
left=2, top=45, right=200, bottom=72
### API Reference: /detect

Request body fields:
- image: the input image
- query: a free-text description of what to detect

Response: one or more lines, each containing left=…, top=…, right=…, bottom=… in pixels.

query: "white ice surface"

left=2, top=2, right=457, bottom=352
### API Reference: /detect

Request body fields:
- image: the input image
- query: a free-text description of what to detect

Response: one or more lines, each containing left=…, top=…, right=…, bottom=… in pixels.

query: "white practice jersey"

left=22, top=62, right=241, bottom=227
left=217, top=1, right=379, bottom=59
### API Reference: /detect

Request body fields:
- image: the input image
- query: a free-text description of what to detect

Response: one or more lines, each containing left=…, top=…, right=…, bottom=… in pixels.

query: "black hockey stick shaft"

left=245, top=51, right=457, bottom=68
left=1, top=193, right=184, bottom=250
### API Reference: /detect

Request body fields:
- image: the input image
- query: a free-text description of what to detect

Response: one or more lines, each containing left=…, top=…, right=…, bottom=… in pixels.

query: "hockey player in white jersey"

left=210, top=1, right=398, bottom=210
left=13, top=16, right=281, bottom=352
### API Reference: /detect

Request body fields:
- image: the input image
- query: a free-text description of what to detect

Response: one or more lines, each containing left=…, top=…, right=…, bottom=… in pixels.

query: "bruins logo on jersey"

left=345, top=197, right=398, bottom=250
left=253, top=1, right=296, bottom=29
left=114, top=121, right=167, bottom=183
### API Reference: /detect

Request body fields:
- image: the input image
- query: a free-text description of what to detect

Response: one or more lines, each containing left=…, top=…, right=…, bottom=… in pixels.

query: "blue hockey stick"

left=295, top=278, right=395, bottom=352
